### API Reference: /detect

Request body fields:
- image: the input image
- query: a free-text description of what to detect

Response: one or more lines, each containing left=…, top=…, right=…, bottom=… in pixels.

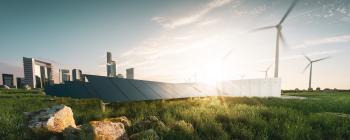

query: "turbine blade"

left=279, top=31, right=290, bottom=50
left=222, top=48, right=234, bottom=60
left=303, top=63, right=311, bottom=73
left=303, top=54, right=312, bottom=62
left=267, top=64, right=273, bottom=71
left=249, top=26, right=275, bottom=33
left=313, top=56, right=331, bottom=63
left=278, top=0, right=299, bottom=25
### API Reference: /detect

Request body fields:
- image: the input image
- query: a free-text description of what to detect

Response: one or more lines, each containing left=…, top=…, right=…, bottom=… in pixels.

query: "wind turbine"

left=239, top=74, right=246, bottom=80
left=303, top=55, right=330, bottom=90
left=260, top=64, right=272, bottom=79
left=251, top=0, right=299, bottom=78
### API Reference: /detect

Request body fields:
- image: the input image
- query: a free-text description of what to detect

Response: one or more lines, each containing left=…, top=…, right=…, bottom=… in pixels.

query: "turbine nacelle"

left=276, top=25, right=282, bottom=30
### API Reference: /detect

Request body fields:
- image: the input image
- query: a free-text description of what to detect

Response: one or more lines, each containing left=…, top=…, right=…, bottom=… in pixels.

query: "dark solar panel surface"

left=110, top=78, right=148, bottom=101
left=87, top=75, right=129, bottom=102
left=45, top=75, right=219, bottom=102
left=128, top=80, right=162, bottom=100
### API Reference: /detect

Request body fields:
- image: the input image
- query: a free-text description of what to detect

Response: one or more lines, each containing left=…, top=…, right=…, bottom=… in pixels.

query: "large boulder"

left=90, top=121, right=128, bottom=140
left=25, top=105, right=76, bottom=134
left=103, top=116, right=131, bottom=128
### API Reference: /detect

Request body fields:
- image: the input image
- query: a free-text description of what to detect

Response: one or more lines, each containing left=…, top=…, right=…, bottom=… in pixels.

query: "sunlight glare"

left=201, top=60, right=224, bottom=86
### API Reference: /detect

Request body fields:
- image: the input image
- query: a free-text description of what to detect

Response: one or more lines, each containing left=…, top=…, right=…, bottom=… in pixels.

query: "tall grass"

left=1, top=89, right=350, bottom=139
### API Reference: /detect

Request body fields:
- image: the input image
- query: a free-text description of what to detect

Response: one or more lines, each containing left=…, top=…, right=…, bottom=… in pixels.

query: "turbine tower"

left=303, top=55, right=330, bottom=90
left=251, top=0, right=299, bottom=78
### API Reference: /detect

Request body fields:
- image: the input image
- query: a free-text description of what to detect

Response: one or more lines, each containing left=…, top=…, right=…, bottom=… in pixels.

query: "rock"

left=62, top=126, right=82, bottom=140
left=62, top=124, right=95, bottom=140
left=24, top=84, right=31, bottom=90
left=104, top=116, right=131, bottom=128
left=3, top=85, right=10, bottom=89
left=129, top=129, right=160, bottom=140
left=26, top=105, right=76, bottom=134
left=90, top=121, right=128, bottom=140
left=130, top=116, right=169, bottom=136
left=49, top=135, right=60, bottom=140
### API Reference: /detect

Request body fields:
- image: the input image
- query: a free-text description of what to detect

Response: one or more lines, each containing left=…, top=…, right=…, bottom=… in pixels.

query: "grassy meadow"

left=1, top=89, right=350, bottom=140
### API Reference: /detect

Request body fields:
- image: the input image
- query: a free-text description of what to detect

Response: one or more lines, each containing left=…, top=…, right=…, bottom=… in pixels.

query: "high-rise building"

left=16, top=77, right=24, bottom=88
left=107, top=61, right=116, bottom=77
left=106, top=52, right=117, bottom=77
left=107, top=52, right=112, bottom=64
left=23, top=57, right=53, bottom=88
left=72, top=69, right=83, bottom=81
left=2, top=74, right=14, bottom=87
left=59, top=69, right=70, bottom=83
left=126, top=68, right=134, bottom=79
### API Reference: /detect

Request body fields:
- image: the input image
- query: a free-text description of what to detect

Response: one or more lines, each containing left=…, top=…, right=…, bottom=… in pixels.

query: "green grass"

left=1, top=89, right=350, bottom=140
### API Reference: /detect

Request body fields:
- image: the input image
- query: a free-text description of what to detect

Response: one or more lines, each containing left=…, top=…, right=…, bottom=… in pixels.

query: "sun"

left=201, top=61, right=224, bottom=86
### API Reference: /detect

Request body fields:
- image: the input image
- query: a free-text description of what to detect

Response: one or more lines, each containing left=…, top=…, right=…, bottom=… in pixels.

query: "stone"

left=24, top=84, right=31, bottom=90
left=62, top=126, right=82, bottom=140
left=4, top=85, right=10, bottom=89
left=104, top=116, right=131, bottom=128
left=90, top=121, right=128, bottom=140
left=62, top=124, right=95, bottom=140
left=129, top=129, right=160, bottom=140
left=26, top=104, right=76, bottom=134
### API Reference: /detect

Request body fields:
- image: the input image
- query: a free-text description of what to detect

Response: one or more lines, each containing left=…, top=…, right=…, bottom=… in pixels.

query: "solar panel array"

left=45, top=75, right=281, bottom=102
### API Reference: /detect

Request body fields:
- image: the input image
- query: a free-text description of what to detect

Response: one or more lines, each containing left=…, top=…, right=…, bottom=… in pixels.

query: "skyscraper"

left=107, top=52, right=112, bottom=64
left=59, top=69, right=70, bottom=83
left=2, top=74, right=14, bottom=87
left=106, top=52, right=117, bottom=77
left=23, top=57, right=53, bottom=88
left=72, top=69, right=83, bottom=81
left=126, top=68, right=134, bottom=79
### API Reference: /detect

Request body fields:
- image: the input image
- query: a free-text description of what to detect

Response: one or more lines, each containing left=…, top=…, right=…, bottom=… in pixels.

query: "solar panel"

left=142, top=81, right=173, bottom=99
left=192, top=84, right=218, bottom=97
left=86, top=75, right=129, bottom=102
left=84, top=82, right=103, bottom=99
left=110, top=78, right=149, bottom=101
left=128, top=80, right=162, bottom=100
left=172, top=84, right=200, bottom=98
left=66, top=81, right=94, bottom=98
left=45, top=75, right=281, bottom=102
left=158, top=83, right=179, bottom=99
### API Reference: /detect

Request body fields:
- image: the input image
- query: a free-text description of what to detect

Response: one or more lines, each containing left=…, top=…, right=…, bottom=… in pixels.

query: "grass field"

left=1, top=89, right=350, bottom=140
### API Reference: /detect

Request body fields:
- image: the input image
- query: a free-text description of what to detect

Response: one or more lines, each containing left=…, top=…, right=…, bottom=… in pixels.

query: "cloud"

left=232, top=5, right=267, bottom=17
left=152, top=0, right=233, bottom=29
left=293, top=35, right=350, bottom=49
left=196, top=18, right=221, bottom=26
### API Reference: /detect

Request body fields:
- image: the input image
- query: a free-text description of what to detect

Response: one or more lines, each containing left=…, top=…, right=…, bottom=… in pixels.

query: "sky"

left=0, top=0, right=349, bottom=89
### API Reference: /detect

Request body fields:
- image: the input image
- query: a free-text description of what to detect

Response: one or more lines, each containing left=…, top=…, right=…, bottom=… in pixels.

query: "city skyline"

left=0, top=0, right=349, bottom=89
